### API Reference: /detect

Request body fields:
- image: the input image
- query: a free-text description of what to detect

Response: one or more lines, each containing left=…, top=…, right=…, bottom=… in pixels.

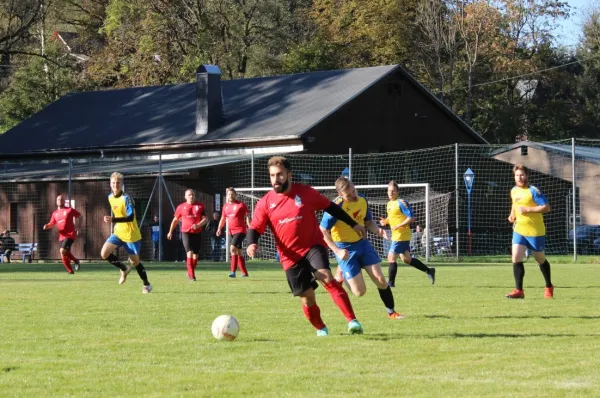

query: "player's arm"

left=196, top=212, right=208, bottom=229
left=319, top=225, right=350, bottom=260
left=508, top=203, right=516, bottom=223
left=245, top=215, right=251, bottom=228
left=43, top=214, right=56, bottom=230
left=519, top=187, right=551, bottom=214
left=323, top=202, right=366, bottom=238
left=111, top=196, right=135, bottom=223
left=166, top=217, right=180, bottom=240
left=247, top=202, right=268, bottom=257
left=365, top=219, right=387, bottom=239
left=391, top=200, right=414, bottom=231
left=216, top=213, right=226, bottom=237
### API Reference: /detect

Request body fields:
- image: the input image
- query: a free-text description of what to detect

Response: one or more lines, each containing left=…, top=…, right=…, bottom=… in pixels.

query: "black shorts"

left=182, top=232, right=202, bottom=254
left=230, top=233, right=246, bottom=249
left=285, top=245, right=330, bottom=296
left=60, top=238, right=75, bottom=251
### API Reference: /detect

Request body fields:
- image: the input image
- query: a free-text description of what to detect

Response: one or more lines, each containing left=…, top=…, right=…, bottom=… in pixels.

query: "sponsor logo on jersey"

left=278, top=216, right=303, bottom=225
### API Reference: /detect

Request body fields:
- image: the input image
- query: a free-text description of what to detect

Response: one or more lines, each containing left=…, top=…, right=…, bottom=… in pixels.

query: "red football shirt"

left=222, top=200, right=249, bottom=235
left=47, top=207, right=81, bottom=241
left=251, top=184, right=331, bottom=270
left=174, top=201, right=206, bottom=234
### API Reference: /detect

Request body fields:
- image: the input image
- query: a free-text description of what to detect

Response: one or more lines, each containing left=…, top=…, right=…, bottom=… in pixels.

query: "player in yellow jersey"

left=320, top=177, right=405, bottom=320
left=100, top=172, right=152, bottom=294
left=380, top=181, right=435, bottom=287
left=506, top=165, right=553, bottom=299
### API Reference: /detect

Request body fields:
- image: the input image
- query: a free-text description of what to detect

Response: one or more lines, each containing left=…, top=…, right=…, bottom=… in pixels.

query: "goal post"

left=228, top=183, right=454, bottom=264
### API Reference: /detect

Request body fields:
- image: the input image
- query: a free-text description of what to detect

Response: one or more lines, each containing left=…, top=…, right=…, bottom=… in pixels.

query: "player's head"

left=226, top=187, right=237, bottom=203
left=110, top=172, right=124, bottom=194
left=335, top=177, right=358, bottom=202
left=185, top=189, right=195, bottom=203
left=513, top=165, right=529, bottom=187
left=387, top=180, right=399, bottom=200
left=268, top=156, right=292, bottom=194
left=56, top=194, right=66, bottom=208
left=213, top=211, right=220, bottom=219
left=153, top=215, right=159, bottom=222
left=3, top=230, right=9, bottom=236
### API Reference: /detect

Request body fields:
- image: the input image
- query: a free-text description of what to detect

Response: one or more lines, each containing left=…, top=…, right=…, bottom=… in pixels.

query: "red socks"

left=302, top=304, right=326, bottom=330
left=324, top=280, right=356, bottom=322
left=67, top=251, right=78, bottom=263
left=230, top=255, right=238, bottom=273
left=61, top=255, right=73, bottom=273
left=238, top=256, right=248, bottom=276
left=186, top=257, right=195, bottom=279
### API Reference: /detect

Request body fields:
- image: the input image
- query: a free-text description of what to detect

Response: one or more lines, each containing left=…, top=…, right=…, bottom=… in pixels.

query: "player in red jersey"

left=43, top=194, right=82, bottom=274
left=167, top=189, right=208, bottom=281
left=246, top=156, right=367, bottom=336
left=217, top=187, right=251, bottom=278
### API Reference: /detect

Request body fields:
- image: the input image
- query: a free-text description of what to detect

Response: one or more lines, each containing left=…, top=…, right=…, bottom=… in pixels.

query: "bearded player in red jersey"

left=217, top=187, right=251, bottom=278
left=43, top=194, right=82, bottom=274
left=167, top=189, right=208, bottom=281
left=246, top=156, right=367, bottom=336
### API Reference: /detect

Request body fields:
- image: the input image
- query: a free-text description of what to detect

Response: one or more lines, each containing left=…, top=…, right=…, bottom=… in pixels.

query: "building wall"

left=493, top=147, right=600, bottom=225
left=304, top=70, right=483, bottom=154
left=0, top=177, right=215, bottom=261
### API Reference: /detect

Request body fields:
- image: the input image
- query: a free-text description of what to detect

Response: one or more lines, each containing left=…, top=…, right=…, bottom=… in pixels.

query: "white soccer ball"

left=211, top=315, right=239, bottom=341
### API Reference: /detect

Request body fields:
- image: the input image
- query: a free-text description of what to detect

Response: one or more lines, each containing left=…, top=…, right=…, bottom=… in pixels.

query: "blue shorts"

left=389, top=240, right=411, bottom=255
left=512, top=232, right=545, bottom=252
left=335, top=239, right=381, bottom=280
left=107, top=234, right=142, bottom=256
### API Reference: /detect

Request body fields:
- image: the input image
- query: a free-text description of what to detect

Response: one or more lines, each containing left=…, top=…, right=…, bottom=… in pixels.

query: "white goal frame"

left=227, top=183, right=431, bottom=262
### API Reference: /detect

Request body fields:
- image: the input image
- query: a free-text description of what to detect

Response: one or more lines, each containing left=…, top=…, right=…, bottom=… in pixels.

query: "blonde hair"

left=512, top=164, right=529, bottom=176
left=335, top=177, right=352, bottom=193
left=226, top=187, right=237, bottom=194
left=110, top=172, right=124, bottom=181
left=388, top=180, right=399, bottom=191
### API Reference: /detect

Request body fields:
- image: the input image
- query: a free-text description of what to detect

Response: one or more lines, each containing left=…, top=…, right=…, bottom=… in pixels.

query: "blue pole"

left=467, top=193, right=472, bottom=255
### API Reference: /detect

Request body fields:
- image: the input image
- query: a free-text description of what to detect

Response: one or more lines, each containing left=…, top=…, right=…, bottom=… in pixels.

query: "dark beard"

left=273, top=179, right=289, bottom=193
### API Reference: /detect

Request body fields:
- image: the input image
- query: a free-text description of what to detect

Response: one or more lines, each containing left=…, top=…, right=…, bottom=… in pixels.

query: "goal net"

left=231, top=184, right=452, bottom=263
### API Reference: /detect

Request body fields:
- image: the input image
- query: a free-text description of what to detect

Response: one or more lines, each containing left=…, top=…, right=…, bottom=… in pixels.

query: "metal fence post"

left=572, top=138, right=577, bottom=262
left=455, top=143, right=459, bottom=259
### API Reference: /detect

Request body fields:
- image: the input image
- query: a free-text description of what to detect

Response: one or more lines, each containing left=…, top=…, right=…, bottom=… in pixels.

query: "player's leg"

left=310, top=245, right=362, bottom=334
left=181, top=233, right=195, bottom=280
left=59, top=239, right=74, bottom=274
left=233, top=234, right=248, bottom=276
left=189, top=233, right=201, bottom=280
left=507, top=233, right=528, bottom=298
left=530, top=236, right=553, bottom=298
left=5, top=249, right=11, bottom=263
left=399, top=243, right=436, bottom=283
left=63, top=238, right=80, bottom=272
left=362, top=240, right=404, bottom=319
left=364, top=263, right=405, bottom=319
left=101, top=236, right=131, bottom=284
left=339, top=242, right=367, bottom=296
left=229, top=238, right=238, bottom=277
left=386, top=244, right=400, bottom=287
left=286, top=262, right=327, bottom=335
left=126, top=242, right=151, bottom=293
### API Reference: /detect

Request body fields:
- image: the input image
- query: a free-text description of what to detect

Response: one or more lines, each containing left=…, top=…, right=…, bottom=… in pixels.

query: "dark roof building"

left=0, top=64, right=485, bottom=159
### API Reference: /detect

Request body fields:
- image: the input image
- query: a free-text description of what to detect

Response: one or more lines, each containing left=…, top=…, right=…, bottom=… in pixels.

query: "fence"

left=0, top=139, right=598, bottom=262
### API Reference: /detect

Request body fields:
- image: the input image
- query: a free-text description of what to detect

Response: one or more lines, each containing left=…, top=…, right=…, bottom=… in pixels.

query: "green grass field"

left=1, top=259, right=599, bottom=397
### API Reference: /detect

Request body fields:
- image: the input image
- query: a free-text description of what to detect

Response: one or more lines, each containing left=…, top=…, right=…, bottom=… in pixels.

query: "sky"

left=555, top=0, right=593, bottom=47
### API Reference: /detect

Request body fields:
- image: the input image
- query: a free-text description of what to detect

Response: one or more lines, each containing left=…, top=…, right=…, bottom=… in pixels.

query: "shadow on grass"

left=363, top=332, right=600, bottom=341
left=424, top=314, right=600, bottom=320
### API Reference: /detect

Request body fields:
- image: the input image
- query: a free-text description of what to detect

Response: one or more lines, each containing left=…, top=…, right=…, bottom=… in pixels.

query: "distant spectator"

left=411, top=225, right=424, bottom=255
left=150, top=215, right=160, bottom=261
left=205, top=211, right=225, bottom=262
left=1, top=230, right=15, bottom=263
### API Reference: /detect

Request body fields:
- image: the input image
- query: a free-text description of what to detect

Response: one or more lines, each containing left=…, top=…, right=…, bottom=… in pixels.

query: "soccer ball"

left=211, top=315, right=239, bottom=341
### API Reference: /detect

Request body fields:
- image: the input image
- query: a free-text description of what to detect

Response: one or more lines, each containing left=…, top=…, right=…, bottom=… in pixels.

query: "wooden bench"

left=1, top=243, right=38, bottom=263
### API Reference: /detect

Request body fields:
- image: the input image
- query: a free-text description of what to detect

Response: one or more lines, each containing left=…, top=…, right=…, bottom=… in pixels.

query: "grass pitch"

left=1, top=259, right=599, bottom=397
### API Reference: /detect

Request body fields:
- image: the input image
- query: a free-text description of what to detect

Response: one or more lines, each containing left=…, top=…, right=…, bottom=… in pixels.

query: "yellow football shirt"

left=511, top=186, right=547, bottom=237
left=384, top=199, right=413, bottom=242
left=320, top=195, right=371, bottom=243
left=108, top=192, right=142, bottom=242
